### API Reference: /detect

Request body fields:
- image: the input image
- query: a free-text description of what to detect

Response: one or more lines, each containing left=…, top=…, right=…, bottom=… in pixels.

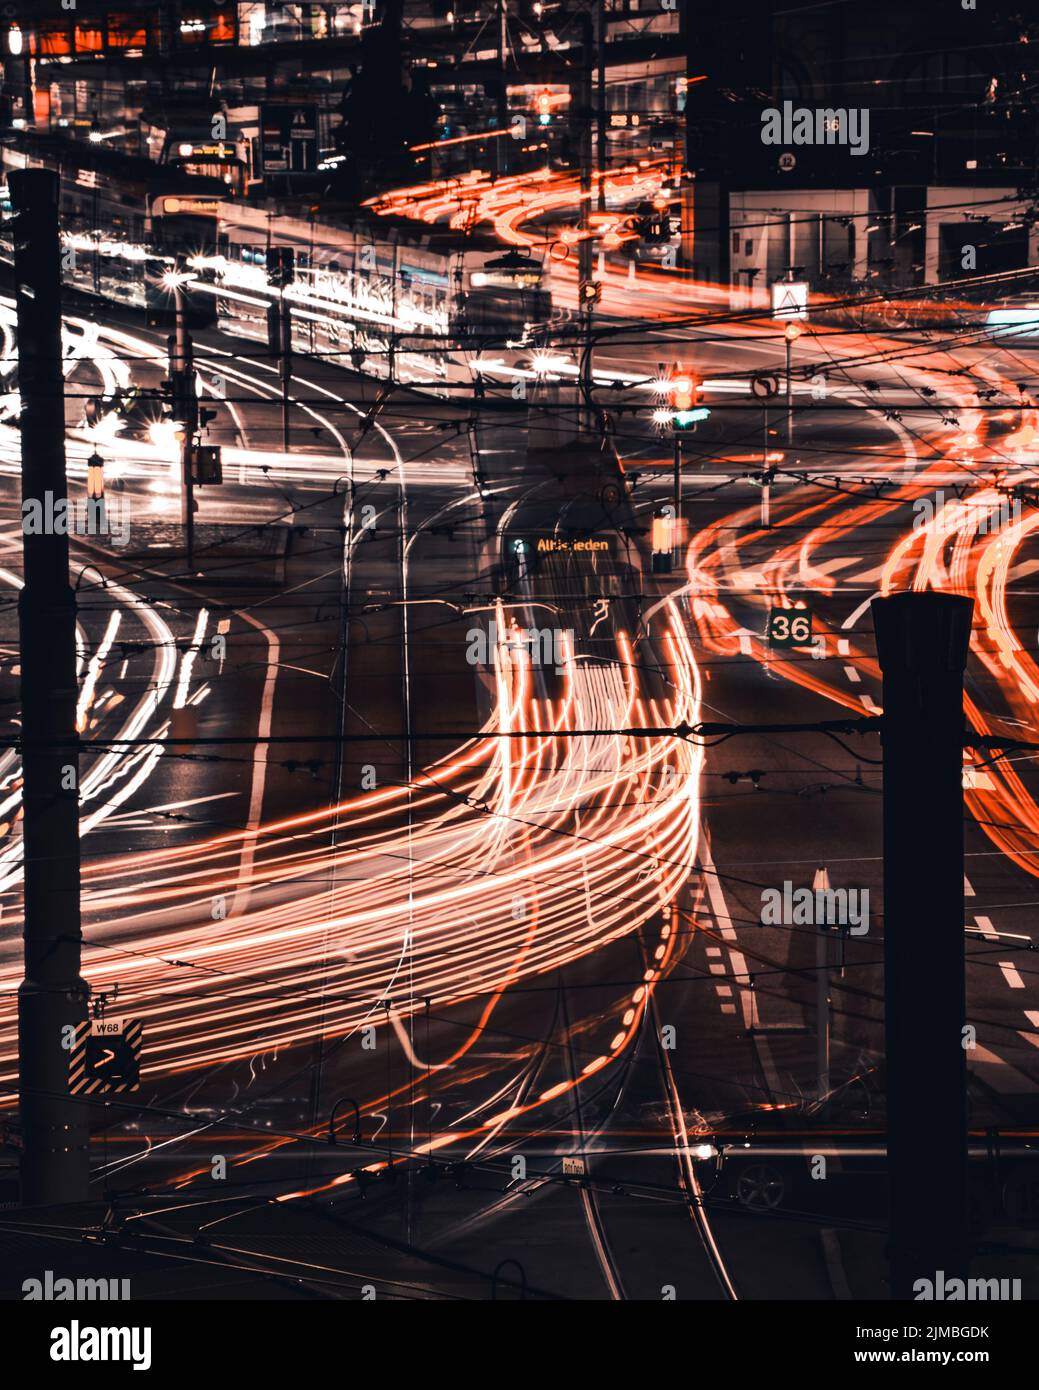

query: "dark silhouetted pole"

left=168, top=266, right=196, bottom=568
left=266, top=246, right=294, bottom=451
left=872, top=590, right=973, bottom=1300
left=496, top=0, right=509, bottom=176
left=672, top=433, right=681, bottom=563
left=577, top=12, right=594, bottom=433
left=596, top=0, right=607, bottom=213
left=279, top=301, right=292, bottom=451
left=11, top=168, right=90, bottom=1205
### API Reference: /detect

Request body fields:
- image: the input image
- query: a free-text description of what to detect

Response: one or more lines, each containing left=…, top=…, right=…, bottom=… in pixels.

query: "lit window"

left=74, top=24, right=104, bottom=53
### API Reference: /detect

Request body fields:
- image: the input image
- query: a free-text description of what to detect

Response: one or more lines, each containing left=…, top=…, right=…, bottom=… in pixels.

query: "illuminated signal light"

left=670, top=370, right=698, bottom=413
left=536, top=91, right=553, bottom=125
left=668, top=367, right=709, bottom=430
left=672, top=407, right=710, bottom=428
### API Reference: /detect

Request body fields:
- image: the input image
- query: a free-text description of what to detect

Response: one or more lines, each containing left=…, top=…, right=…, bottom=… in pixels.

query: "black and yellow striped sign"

left=68, top=1019, right=142, bottom=1096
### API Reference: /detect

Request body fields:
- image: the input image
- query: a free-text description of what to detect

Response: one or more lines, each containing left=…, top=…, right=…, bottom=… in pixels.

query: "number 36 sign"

left=767, top=608, right=813, bottom=648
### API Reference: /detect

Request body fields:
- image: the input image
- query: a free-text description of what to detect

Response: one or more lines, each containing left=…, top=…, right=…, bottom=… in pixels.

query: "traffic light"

left=161, top=369, right=198, bottom=432
left=639, top=211, right=671, bottom=243
left=186, top=444, right=223, bottom=485
left=668, top=366, right=710, bottom=430
left=535, top=91, right=553, bottom=125
left=509, top=536, right=536, bottom=576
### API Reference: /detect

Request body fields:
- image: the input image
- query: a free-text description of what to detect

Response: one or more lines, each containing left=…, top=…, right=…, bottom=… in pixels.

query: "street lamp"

left=651, top=510, right=674, bottom=574
left=86, top=451, right=104, bottom=501
left=784, top=320, right=802, bottom=445
left=86, top=451, right=105, bottom=540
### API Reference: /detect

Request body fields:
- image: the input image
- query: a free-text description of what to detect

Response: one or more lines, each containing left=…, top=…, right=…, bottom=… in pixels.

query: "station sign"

left=155, top=196, right=222, bottom=218
left=533, top=536, right=610, bottom=555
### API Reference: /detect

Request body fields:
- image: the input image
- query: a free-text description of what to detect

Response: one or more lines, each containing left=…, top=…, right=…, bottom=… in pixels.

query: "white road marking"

left=998, top=961, right=1026, bottom=989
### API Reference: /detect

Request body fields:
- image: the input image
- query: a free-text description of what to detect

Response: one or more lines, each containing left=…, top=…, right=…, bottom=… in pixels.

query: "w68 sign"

left=768, top=609, right=812, bottom=648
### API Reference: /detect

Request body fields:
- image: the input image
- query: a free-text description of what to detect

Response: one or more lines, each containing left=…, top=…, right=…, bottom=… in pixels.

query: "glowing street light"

left=87, top=451, right=104, bottom=502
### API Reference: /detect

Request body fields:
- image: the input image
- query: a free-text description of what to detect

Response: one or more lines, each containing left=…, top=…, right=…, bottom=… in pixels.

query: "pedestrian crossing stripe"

left=68, top=1019, right=143, bottom=1096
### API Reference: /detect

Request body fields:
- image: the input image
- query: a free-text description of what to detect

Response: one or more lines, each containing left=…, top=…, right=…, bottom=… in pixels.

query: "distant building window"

left=902, top=51, right=988, bottom=101
left=179, top=9, right=236, bottom=45
left=107, top=14, right=152, bottom=50
left=240, top=3, right=267, bottom=46
left=74, top=24, right=104, bottom=54
left=776, top=59, right=810, bottom=104
left=35, top=23, right=71, bottom=57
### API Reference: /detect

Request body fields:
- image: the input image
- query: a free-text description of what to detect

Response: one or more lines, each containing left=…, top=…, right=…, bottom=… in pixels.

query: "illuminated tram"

left=455, top=247, right=552, bottom=335
left=0, top=132, right=228, bottom=320
left=0, top=133, right=552, bottom=374
left=196, top=207, right=554, bottom=385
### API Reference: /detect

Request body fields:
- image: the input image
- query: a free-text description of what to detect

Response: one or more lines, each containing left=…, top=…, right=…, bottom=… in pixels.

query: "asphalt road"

left=0, top=218, right=1036, bottom=1300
